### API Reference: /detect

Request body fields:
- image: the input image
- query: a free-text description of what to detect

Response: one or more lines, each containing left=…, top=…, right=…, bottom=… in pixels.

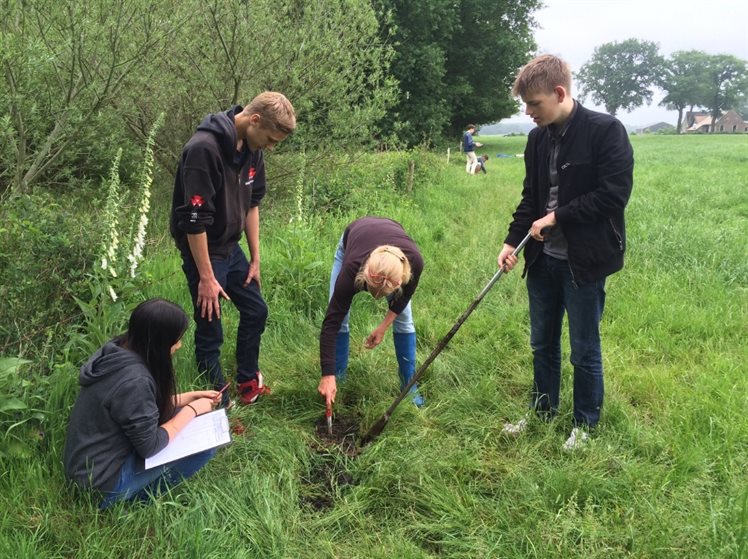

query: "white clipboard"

left=145, top=408, right=231, bottom=469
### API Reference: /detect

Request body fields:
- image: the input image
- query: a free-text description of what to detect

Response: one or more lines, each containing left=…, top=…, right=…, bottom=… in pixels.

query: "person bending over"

left=474, top=154, right=489, bottom=174
left=318, top=217, right=426, bottom=408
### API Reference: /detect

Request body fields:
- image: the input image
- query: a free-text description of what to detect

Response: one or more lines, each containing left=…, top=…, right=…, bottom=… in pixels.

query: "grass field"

left=1, top=134, right=746, bottom=558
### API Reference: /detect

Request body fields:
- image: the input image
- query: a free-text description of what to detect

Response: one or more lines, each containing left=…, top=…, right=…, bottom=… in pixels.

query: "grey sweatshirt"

left=63, top=341, right=169, bottom=492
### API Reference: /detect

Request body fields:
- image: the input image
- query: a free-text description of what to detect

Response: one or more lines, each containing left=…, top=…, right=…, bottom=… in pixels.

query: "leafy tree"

left=0, top=0, right=177, bottom=196
left=576, top=38, right=664, bottom=116
left=372, top=0, right=455, bottom=146
left=701, top=54, right=747, bottom=132
left=659, top=50, right=711, bottom=133
left=0, top=0, right=397, bottom=197
left=374, top=0, right=540, bottom=146
left=119, top=0, right=397, bottom=162
left=444, top=0, right=540, bottom=138
left=737, top=97, right=748, bottom=120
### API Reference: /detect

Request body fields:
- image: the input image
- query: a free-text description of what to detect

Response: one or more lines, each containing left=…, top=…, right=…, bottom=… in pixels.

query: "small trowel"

left=325, top=403, right=333, bottom=435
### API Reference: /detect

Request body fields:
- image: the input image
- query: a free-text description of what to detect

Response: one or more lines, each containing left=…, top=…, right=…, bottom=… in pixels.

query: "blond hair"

left=355, top=245, right=412, bottom=297
left=512, top=54, right=571, bottom=97
left=244, top=92, right=296, bottom=134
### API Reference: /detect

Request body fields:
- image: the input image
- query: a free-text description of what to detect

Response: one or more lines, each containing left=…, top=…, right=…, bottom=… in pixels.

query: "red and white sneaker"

left=238, top=372, right=271, bottom=405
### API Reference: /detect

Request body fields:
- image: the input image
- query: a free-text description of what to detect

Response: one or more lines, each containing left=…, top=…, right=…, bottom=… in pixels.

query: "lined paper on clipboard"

left=145, top=408, right=231, bottom=469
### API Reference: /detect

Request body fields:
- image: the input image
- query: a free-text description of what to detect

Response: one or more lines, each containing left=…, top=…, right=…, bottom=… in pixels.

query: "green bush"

left=0, top=357, right=47, bottom=459
left=0, top=190, right=105, bottom=357
left=305, top=149, right=446, bottom=218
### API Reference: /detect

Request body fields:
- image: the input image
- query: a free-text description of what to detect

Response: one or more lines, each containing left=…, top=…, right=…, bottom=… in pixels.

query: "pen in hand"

left=213, top=383, right=230, bottom=404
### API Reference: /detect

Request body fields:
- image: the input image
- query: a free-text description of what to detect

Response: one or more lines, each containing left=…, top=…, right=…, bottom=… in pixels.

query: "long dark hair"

left=118, top=298, right=188, bottom=422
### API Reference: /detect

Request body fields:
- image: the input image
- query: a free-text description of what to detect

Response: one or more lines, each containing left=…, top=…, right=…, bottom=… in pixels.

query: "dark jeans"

left=526, top=252, right=606, bottom=428
left=182, top=244, right=268, bottom=387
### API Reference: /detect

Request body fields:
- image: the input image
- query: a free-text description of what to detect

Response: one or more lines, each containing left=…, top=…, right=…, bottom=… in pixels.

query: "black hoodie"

left=63, top=341, right=169, bottom=492
left=170, top=105, right=267, bottom=258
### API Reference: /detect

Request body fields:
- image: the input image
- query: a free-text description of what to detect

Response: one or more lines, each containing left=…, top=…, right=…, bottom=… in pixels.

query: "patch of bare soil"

left=300, top=413, right=361, bottom=511
left=314, top=413, right=360, bottom=457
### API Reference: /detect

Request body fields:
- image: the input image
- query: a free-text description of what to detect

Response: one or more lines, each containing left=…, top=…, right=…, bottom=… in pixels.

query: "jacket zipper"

left=609, top=218, right=623, bottom=251
left=567, top=256, right=578, bottom=289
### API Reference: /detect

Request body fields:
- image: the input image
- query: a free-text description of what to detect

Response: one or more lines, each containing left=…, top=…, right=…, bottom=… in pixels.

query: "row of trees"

left=0, top=0, right=541, bottom=198
left=576, top=39, right=747, bottom=132
left=0, top=0, right=401, bottom=195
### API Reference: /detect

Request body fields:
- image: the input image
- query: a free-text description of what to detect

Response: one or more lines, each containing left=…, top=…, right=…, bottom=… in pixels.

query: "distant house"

left=683, top=110, right=748, bottom=133
left=636, top=122, right=675, bottom=134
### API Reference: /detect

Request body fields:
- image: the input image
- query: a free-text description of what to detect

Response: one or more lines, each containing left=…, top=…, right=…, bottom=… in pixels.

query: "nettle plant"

left=74, top=114, right=164, bottom=350
left=0, top=357, right=45, bottom=459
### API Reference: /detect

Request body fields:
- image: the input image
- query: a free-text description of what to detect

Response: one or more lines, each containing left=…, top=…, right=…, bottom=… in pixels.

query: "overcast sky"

left=505, top=0, right=748, bottom=126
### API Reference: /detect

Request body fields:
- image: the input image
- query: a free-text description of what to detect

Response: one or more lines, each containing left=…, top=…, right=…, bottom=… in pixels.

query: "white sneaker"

left=501, top=417, right=528, bottom=438
left=562, top=427, right=590, bottom=451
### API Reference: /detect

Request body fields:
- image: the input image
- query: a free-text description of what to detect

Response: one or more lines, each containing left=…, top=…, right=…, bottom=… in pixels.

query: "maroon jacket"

left=320, top=217, right=424, bottom=376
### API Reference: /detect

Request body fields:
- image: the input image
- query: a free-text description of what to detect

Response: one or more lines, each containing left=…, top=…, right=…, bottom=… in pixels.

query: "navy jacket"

left=463, top=131, right=476, bottom=152
left=505, top=103, right=634, bottom=285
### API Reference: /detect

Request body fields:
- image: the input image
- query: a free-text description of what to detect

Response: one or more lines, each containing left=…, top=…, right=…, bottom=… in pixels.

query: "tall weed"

left=73, top=113, right=165, bottom=351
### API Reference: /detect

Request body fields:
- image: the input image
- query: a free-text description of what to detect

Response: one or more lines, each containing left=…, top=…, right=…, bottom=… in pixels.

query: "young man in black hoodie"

left=171, top=92, right=296, bottom=405
left=497, top=55, right=633, bottom=450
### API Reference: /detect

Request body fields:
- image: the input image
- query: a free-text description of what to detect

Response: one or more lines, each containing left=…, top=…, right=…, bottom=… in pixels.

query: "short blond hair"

left=512, top=54, right=571, bottom=97
left=244, top=92, right=296, bottom=134
left=355, top=245, right=412, bottom=297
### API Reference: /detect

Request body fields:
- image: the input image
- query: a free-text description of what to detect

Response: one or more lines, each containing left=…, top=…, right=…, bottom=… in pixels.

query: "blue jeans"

left=182, top=244, right=268, bottom=387
left=100, top=448, right=216, bottom=509
left=526, top=253, right=606, bottom=428
left=329, top=235, right=414, bottom=334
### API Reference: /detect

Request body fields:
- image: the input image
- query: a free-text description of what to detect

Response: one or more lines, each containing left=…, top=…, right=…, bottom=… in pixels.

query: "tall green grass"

left=1, top=135, right=746, bottom=558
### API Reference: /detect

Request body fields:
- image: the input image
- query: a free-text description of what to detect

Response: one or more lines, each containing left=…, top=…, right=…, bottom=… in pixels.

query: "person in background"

left=171, top=92, right=296, bottom=406
left=497, top=54, right=633, bottom=450
left=474, top=154, right=489, bottom=174
left=64, top=298, right=221, bottom=508
left=318, top=217, right=425, bottom=409
left=463, top=124, right=483, bottom=174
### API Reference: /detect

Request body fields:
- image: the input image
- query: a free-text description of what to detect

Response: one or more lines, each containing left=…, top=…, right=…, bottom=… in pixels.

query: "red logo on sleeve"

left=190, top=195, right=205, bottom=207
left=249, top=168, right=256, bottom=179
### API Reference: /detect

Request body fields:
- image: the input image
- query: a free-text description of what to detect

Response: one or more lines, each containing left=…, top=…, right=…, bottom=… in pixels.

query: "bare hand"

left=364, top=328, right=385, bottom=349
left=497, top=244, right=518, bottom=272
left=318, top=375, right=337, bottom=407
left=197, top=277, right=230, bottom=321
left=530, top=212, right=556, bottom=241
left=190, top=390, right=220, bottom=401
left=190, top=396, right=217, bottom=416
left=244, top=260, right=261, bottom=288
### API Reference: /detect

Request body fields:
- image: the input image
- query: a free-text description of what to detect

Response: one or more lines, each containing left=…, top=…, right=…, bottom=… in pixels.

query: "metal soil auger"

left=360, top=231, right=533, bottom=446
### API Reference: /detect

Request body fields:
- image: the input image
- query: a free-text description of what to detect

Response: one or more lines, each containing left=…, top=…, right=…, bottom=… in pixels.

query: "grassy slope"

left=2, top=134, right=746, bottom=558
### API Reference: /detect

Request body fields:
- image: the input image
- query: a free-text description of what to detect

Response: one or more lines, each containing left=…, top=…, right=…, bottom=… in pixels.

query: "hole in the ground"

left=299, top=413, right=362, bottom=512
left=314, top=412, right=360, bottom=457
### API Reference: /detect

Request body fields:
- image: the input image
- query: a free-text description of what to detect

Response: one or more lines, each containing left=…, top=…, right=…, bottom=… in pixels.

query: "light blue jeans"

left=329, top=235, right=414, bottom=333
left=99, top=447, right=216, bottom=509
